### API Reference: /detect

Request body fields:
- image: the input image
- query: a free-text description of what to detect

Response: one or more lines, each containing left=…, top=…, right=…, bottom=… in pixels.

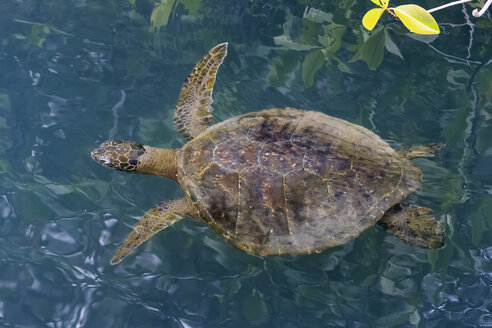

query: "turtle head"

left=91, top=140, right=146, bottom=172
left=91, top=140, right=178, bottom=180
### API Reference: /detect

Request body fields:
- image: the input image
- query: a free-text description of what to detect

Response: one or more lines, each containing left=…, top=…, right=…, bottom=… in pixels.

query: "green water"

left=0, top=0, right=491, bottom=327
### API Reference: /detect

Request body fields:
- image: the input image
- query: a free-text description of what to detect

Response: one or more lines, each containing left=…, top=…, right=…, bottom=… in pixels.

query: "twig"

left=472, top=0, right=492, bottom=17
left=427, top=0, right=473, bottom=13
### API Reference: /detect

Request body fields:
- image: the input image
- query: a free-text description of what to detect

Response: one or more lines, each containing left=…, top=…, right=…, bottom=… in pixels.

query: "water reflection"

left=0, top=0, right=491, bottom=327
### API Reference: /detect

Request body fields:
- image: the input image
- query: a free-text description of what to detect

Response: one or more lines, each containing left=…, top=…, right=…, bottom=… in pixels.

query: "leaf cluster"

left=363, top=0, right=439, bottom=35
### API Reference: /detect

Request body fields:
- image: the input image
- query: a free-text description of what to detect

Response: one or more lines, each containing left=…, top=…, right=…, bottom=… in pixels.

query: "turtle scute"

left=177, top=107, right=422, bottom=255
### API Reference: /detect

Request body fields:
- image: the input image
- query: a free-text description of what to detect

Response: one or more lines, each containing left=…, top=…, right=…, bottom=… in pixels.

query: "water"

left=0, top=0, right=491, bottom=327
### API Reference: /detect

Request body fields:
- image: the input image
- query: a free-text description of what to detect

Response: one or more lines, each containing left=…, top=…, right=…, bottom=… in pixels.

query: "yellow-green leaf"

left=370, top=0, right=389, bottom=8
left=392, top=4, right=440, bottom=35
left=362, top=8, right=385, bottom=31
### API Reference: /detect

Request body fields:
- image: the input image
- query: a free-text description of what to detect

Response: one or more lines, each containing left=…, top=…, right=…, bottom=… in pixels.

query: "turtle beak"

left=90, top=141, right=115, bottom=167
left=91, top=147, right=111, bottom=166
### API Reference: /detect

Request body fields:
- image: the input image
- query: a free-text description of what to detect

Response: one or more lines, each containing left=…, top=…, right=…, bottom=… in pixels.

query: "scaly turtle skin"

left=91, top=43, right=444, bottom=265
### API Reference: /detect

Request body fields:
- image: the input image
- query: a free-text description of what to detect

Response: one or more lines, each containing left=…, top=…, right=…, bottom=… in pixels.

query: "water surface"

left=0, top=0, right=491, bottom=327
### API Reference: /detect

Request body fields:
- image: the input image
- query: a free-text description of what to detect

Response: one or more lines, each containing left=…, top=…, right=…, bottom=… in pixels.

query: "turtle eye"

left=99, top=156, right=112, bottom=165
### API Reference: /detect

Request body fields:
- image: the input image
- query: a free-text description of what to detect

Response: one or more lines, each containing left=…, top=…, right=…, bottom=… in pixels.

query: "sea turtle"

left=91, top=42, right=444, bottom=265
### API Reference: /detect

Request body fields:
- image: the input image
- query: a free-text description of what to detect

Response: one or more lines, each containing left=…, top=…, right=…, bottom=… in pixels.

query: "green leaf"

left=302, top=49, right=325, bottom=88
left=392, top=4, right=440, bottom=35
left=241, top=291, right=268, bottom=322
left=303, top=7, right=333, bottom=23
left=179, top=0, right=201, bottom=16
left=318, top=23, right=350, bottom=74
left=15, top=19, right=70, bottom=35
left=348, top=32, right=365, bottom=63
left=362, top=26, right=386, bottom=70
left=349, top=47, right=363, bottom=63
left=319, top=23, right=346, bottom=54
left=334, top=56, right=351, bottom=73
left=384, top=29, right=403, bottom=59
left=370, top=0, right=389, bottom=8
left=267, top=51, right=300, bottom=87
left=478, top=66, right=492, bottom=105
left=362, top=8, right=385, bottom=31
left=30, top=23, right=50, bottom=47
left=150, top=0, right=176, bottom=30
left=273, top=35, right=318, bottom=51
left=301, top=19, right=323, bottom=47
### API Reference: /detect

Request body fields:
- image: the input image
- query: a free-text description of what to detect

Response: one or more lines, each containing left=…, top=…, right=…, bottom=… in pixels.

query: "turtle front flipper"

left=110, top=198, right=196, bottom=265
left=378, top=204, right=444, bottom=249
left=91, top=140, right=178, bottom=180
left=174, top=42, right=228, bottom=140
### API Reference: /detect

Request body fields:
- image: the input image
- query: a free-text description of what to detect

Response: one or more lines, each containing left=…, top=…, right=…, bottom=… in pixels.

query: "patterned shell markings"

left=177, top=108, right=422, bottom=255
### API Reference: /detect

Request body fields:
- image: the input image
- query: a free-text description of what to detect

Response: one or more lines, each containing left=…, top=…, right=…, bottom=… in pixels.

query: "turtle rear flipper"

left=398, top=143, right=445, bottom=159
left=174, top=42, right=228, bottom=140
left=378, top=204, right=444, bottom=249
left=110, top=198, right=197, bottom=265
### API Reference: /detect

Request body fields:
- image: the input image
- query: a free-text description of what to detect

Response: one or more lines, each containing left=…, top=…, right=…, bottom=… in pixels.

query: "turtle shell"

left=177, top=107, right=422, bottom=255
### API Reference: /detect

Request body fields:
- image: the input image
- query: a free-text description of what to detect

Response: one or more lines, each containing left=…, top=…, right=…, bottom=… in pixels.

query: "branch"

left=427, top=0, right=473, bottom=13
left=472, top=0, right=492, bottom=17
